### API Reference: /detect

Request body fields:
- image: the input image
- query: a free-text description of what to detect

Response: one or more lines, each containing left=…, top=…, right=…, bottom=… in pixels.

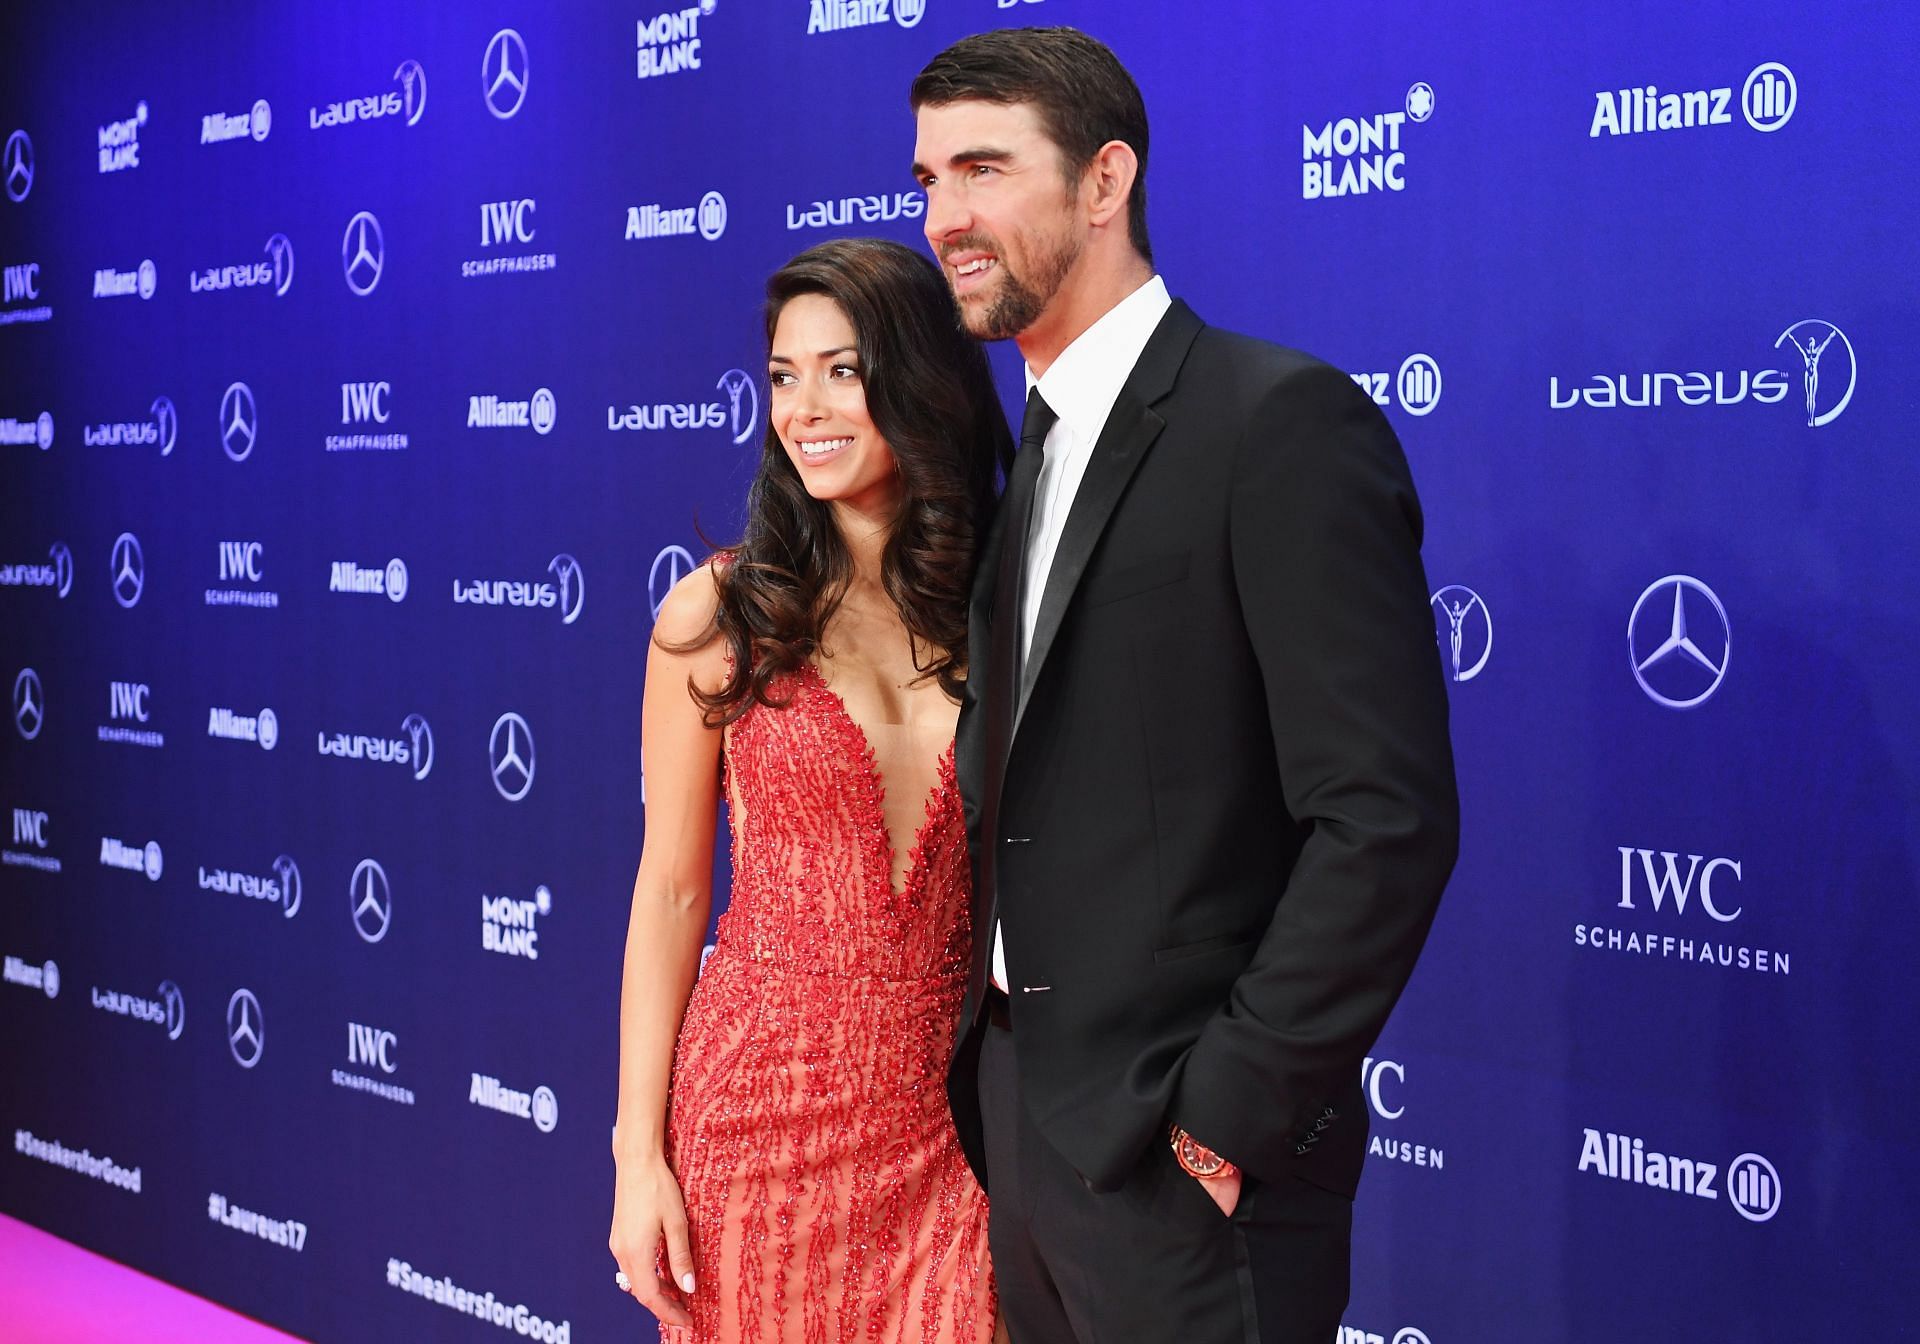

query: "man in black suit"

left=911, top=28, right=1459, bottom=1343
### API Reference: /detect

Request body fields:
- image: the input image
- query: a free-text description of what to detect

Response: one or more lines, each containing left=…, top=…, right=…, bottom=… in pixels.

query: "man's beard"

left=960, top=226, right=1080, bottom=341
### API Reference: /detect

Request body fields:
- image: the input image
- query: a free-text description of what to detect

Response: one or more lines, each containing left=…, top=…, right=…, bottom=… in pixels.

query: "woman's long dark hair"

left=680, top=237, right=1009, bottom=726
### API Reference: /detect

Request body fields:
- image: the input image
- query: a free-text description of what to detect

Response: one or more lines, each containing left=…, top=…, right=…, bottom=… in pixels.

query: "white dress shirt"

left=993, top=274, right=1173, bottom=993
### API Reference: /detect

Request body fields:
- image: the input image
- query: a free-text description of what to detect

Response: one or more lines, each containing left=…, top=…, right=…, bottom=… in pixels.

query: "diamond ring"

left=614, top=1270, right=632, bottom=1292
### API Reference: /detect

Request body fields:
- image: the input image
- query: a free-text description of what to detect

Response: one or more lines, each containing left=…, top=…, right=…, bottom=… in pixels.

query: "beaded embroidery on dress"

left=664, top=660, right=994, bottom=1343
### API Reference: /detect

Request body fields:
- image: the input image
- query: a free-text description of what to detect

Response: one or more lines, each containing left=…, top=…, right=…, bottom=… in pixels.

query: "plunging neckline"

left=797, top=659, right=956, bottom=903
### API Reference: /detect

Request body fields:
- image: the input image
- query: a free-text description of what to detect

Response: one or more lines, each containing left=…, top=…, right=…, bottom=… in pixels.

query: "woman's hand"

left=609, top=1156, right=698, bottom=1329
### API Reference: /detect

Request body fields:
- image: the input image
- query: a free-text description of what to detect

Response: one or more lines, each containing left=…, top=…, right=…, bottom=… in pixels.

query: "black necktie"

left=972, top=388, right=1056, bottom=1003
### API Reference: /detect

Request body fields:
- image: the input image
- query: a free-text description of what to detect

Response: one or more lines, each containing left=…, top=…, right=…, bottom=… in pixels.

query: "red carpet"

left=0, top=1213, right=306, bottom=1343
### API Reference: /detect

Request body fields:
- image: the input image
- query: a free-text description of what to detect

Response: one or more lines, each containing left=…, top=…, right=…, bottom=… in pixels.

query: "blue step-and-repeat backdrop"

left=3, top=2, right=1916, bottom=1340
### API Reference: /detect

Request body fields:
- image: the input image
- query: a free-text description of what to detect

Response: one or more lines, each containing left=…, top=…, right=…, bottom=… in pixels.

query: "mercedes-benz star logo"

left=50, top=542, right=73, bottom=598
left=264, top=233, right=294, bottom=296
left=220, top=382, right=258, bottom=462
left=273, top=854, right=302, bottom=919
left=650, top=545, right=695, bottom=620
left=342, top=211, right=384, bottom=296
left=151, top=396, right=177, bottom=456
left=13, top=668, right=44, bottom=740
left=717, top=368, right=757, bottom=445
left=159, top=980, right=185, bottom=1041
left=401, top=712, right=434, bottom=780
left=4, top=130, right=32, bottom=203
left=1429, top=585, right=1491, bottom=683
left=350, top=858, right=392, bottom=943
left=111, top=532, right=145, bottom=608
left=1628, top=575, right=1729, bottom=710
left=396, top=59, right=428, bottom=126
left=548, top=553, right=585, bottom=625
left=1774, top=320, right=1855, bottom=428
left=490, top=712, right=535, bottom=801
left=483, top=29, right=529, bottom=120
left=226, top=988, right=264, bottom=1068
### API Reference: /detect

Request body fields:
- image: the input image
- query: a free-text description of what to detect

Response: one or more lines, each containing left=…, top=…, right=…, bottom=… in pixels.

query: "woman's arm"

left=609, top=564, right=729, bottom=1329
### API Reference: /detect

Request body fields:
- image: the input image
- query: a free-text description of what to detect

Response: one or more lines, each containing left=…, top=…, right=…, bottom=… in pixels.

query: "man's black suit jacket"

left=950, top=299, right=1459, bottom=1201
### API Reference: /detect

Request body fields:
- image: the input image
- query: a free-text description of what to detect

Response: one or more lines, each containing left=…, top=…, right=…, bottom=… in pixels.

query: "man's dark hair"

left=911, top=27, right=1151, bottom=264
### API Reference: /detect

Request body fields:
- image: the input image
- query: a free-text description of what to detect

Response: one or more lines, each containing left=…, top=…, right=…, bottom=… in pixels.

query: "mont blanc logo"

left=464, top=197, right=556, bottom=279
left=199, top=853, right=301, bottom=918
left=207, top=540, right=281, bottom=608
left=649, top=545, right=696, bottom=619
left=489, top=713, right=535, bottom=801
left=468, top=1073, right=558, bottom=1133
left=807, top=0, right=925, bottom=33
left=316, top=712, right=433, bottom=780
left=111, top=533, right=145, bottom=608
left=624, top=189, right=729, bottom=242
left=483, top=883, right=552, bottom=960
left=637, top=1, right=717, bottom=79
left=1429, top=585, right=1490, bottom=683
left=608, top=367, right=756, bottom=440
left=97, top=101, right=148, bottom=174
left=350, top=859, right=393, bottom=943
left=0, top=542, right=74, bottom=597
left=1352, top=354, right=1441, bottom=417
left=483, top=29, right=530, bottom=120
left=226, top=988, right=264, bottom=1068
left=92, top=979, right=184, bottom=1040
left=1302, top=81, right=1433, bottom=199
left=328, top=558, right=408, bottom=601
left=466, top=388, right=555, bottom=434
left=200, top=98, right=272, bottom=145
left=4, top=130, right=32, bottom=203
left=1361, top=1055, right=1444, bottom=1172
left=4, top=955, right=59, bottom=997
left=786, top=188, right=925, bottom=231
left=310, top=59, right=427, bottom=130
left=220, top=382, right=258, bottom=462
left=189, top=235, right=293, bottom=297
left=0, top=410, right=53, bottom=449
left=13, top=668, right=43, bottom=740
left=1628, top=575, right=1728, bottom=709
left=1590, top=61, right=1795, bottom=138
left=1549, top=320, right=1852, bottom=425
left=1578, top=1130, right=1781, bottom=1223
left=342, top=212, right=384, bottom=296
left=207, top=705, right=279, bottom=750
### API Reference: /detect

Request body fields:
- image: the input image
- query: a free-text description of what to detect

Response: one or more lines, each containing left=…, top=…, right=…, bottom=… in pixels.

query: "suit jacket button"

left=1294, top=1144, right=1309, bottom=1155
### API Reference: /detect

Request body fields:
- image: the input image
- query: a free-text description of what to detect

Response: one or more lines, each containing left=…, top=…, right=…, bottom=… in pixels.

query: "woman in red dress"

left=610, top=238, right=1011, bottom=1342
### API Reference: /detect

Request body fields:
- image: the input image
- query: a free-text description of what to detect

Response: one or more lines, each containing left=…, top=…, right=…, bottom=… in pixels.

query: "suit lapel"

left=1013, top=300, right=1204, bottom=736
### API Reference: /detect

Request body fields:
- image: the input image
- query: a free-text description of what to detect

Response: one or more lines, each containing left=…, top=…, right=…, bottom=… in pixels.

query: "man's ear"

left=1083, top=140, right=1139, bottom=230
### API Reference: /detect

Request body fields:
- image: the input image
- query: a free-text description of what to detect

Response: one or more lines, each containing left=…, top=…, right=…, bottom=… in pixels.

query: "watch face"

left=1174, top=1129, right=1227, bottom=1177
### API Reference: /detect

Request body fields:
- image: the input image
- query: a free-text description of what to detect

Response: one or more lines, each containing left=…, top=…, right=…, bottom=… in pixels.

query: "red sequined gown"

left=664, top=661, right=994, bottom=1343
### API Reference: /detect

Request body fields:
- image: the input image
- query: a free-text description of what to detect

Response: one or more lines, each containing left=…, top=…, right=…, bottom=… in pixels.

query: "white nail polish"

left=681, top=1272, right=697, bottom=1294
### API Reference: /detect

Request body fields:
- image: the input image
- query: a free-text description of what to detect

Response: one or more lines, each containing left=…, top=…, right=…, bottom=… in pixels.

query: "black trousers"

left=978, top=1021, right=1352, bottom=1344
